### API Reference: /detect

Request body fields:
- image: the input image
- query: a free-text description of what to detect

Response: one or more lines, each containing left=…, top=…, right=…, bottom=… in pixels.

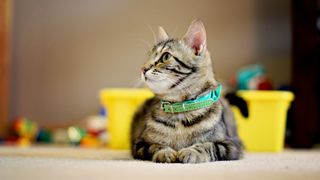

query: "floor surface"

left=1, top=146, right=320, bottom=180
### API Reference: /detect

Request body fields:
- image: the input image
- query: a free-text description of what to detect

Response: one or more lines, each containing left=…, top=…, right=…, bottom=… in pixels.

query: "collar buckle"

left=161, top=101, right=174, bottom=113
left=161, top=101, right=170, bottom=109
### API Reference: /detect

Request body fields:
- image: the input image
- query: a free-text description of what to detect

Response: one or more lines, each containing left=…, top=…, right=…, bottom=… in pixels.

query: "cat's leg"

left=132, top=139, right=177, bottom=163
left=177, top=139, right=243, bottom=163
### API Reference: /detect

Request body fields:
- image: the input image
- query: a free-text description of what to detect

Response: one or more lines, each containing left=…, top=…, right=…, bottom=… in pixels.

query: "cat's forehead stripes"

left=152, top=39, right=175, bottom=54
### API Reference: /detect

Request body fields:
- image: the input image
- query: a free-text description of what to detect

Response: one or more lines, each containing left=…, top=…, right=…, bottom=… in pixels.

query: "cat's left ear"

left=158, top=26, right=169, bottom=42
left=183, top=19, right=207, bottom=56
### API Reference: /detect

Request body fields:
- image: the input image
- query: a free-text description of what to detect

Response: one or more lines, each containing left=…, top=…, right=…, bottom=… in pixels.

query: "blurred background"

left=1, top=0, right=319, bottom=147
left=9, top=0, right=292, bottom=124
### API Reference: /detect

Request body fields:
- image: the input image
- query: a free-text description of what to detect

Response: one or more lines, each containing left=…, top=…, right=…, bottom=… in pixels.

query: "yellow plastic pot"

left=232, top=91, right=294, bottom=152
left=100, top=88, right=154, bottom=149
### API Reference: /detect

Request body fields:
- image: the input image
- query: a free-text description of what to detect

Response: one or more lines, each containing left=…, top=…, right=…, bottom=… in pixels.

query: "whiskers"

left=131, top=77, right=145, bottom=88
left=136, top=38, right=152, bottom=49
left=135, top=25, right=158, bottom=50
left=147, top=25, right=157, bottom=44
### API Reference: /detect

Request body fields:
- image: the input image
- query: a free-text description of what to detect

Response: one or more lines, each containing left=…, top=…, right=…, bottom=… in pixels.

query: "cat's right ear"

left=158, top=26, right=169, bottom=42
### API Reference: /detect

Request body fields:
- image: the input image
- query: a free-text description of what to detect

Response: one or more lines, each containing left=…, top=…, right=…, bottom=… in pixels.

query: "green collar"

left=161, top=84, right=222, bottom=113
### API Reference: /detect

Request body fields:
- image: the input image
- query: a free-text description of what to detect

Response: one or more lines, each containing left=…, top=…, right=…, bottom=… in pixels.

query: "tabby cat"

left=131, top=19, right=243, bottom=163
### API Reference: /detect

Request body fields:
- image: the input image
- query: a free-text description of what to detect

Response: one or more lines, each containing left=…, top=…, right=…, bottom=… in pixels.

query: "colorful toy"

left=80, top=134, right=100, bottom=148
left=6, top=108, right=107, bottom=148
left=13, top=117, right=39, bottom=146
left=52, top=128, right=69, bottom=144
left=80, top=107, right=108, bottom=147
left=86, top=115, right=106, bottom=136
left=17, top=137, right=31, bottom=147
left=232, top=65, right=273, bottom=90
left=36, top=129, right=52, bottom=143
left=13, top=117, right=38, bottom=139
left=68, top=126, right=86, bottom=144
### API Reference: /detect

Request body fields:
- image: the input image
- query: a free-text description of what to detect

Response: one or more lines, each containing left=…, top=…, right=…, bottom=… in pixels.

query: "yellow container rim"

left=237, top=90, right=294, bottom=101
left=100, top=88, right=154, bottom=100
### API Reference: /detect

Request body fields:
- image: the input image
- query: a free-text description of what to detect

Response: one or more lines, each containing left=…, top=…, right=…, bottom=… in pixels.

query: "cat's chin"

left=146, top=87, right=170, bottom=95
left=145, top=81, right=171, bottom=94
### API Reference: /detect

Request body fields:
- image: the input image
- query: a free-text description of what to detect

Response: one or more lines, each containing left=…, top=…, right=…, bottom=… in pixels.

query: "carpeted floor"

left=1, top=146, right=320, bottom=180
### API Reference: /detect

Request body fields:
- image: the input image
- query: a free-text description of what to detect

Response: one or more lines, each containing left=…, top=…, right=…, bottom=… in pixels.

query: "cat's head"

left=141, top=19, right=215, bottom=98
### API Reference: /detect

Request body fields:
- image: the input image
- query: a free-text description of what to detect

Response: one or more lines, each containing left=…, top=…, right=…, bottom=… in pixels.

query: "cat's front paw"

left=152, top=147, right=177, bottom=163
left=178, top=147, right=210, bottom=163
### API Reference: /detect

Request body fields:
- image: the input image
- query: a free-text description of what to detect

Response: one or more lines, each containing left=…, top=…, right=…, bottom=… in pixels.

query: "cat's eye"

left=160, top=52, right=172, bottom=62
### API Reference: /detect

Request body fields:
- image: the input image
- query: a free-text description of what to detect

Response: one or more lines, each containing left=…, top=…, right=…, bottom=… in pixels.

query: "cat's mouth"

left=145, top=78, right=166, bottom=85
left=143, top=74, right=166, bottom=82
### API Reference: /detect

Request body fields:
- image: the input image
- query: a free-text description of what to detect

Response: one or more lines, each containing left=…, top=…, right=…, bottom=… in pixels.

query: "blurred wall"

left=11, top=0, right=291, bottom=126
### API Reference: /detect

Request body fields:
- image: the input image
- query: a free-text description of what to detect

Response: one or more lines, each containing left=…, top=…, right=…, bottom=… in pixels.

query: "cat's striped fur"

left=131, top=20, right=243, bottom=163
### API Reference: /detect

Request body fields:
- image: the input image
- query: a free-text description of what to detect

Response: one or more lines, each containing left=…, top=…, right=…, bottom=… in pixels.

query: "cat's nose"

left=141, top=67, right=149, bottom=81
left=141, top=67, right=148, bottom=74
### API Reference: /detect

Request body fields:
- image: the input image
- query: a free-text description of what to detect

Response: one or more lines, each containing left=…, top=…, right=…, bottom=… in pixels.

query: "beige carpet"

left=1, top=146, right=320, bottom=180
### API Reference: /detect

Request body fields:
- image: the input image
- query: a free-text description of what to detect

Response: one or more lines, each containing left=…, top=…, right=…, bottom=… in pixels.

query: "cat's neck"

left=157, top=79, right=219, bottom=103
